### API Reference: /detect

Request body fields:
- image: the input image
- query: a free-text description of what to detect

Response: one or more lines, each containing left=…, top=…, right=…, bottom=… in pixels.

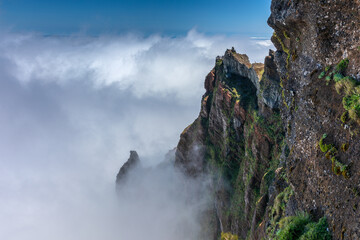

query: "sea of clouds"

left=0, top=29, right=272, bottom=240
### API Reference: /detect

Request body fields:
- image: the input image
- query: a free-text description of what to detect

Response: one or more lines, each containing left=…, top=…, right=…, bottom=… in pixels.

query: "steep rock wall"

left=175, top=1, right=360, bottom=239
left=268, top=0, right=360, bottom=239
left=175, top=49, right=284, bottom=239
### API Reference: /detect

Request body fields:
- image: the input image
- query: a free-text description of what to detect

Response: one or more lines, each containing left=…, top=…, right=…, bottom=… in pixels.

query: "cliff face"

left=268, top=0, right=360, bottom=239
left=175, top=0, right=360, bottom=239
left=116, top=1, right=360, bottom=239
left=175, top=49, right=284, bottom=239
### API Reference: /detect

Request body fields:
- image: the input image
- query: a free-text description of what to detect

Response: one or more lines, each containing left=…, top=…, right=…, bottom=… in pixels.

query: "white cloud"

left=0, top=29, right=273, bottom=240
left=0, top=30, right=273, bottom=102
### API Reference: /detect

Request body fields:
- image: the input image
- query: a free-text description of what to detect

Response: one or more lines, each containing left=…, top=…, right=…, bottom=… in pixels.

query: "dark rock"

left=259, top=50, right=281, bottom=110
left=115, top=151, right=140, bottom=188
left=268, top=0, right=360, bottom=239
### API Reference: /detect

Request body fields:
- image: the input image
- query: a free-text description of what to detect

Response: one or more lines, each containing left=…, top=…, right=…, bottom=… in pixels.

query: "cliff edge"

left=175, top=0, right=360, bottom=239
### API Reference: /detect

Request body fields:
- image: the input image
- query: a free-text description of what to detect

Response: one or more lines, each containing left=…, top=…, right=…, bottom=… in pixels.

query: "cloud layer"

left=0, top=29, right=273, bottom=240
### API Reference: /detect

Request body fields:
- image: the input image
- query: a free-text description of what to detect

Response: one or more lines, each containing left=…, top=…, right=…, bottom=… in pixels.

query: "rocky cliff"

left=116, top=0, right=360, bottom=239
left=174, top=0, right=360, bottom=239
left=175, top=47, right=285, bottom=239
left=116, top=150, right=140, bottom=190
left=267, top=0, right=360, bottom=239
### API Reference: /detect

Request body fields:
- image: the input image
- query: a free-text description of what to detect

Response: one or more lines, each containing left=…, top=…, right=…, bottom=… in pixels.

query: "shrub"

left=343, top=94, right=360, bottom=111
left=275, top=214, right=331, bottom=240
left=275, top=213, right=311, bottom=240
left=299, top=217, right=331, bottom=240
left=333, top=73, right=344, bottom=82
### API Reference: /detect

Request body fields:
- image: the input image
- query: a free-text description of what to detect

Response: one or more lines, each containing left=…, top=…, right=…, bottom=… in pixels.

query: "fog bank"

left=0, top=29, right=272, bottom=239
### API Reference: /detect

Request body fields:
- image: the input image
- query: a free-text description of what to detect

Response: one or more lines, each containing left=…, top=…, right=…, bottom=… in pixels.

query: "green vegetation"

left=273, top=186, right=293, bottom=217
left=341, top=143, right=349, bottom=152
left=205, top=57, right=286, bottom=237
left=283, top=31, right=290, bottom=40
left=221, top=232, right=238, bottom=240
left=267, top=185, right=294, bottom=238
left=340, top=111, right=348, bottom=123
left=318, top=71, right=326, bottom=79
left=333, top=73, right=344, bottom=82
left=319, top=59, right=360, bottom=125
left=282, top=89, right=289, bottom=109
left=335, top=58, right=349, bottom=73
left=318, top=134, right=350, bottom=178
left=318, top=134, right=333, bottom=153
left=274, top=32, right=290, bottom=69
left=275, top=213, right=331, bottom=240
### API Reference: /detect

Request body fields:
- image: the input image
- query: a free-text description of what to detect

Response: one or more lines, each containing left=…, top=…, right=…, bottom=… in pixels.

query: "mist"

left=0, top=29, right=272, bottom=240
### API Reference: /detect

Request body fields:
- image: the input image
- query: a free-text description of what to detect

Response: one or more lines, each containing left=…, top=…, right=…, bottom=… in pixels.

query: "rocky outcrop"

left=116, top=151, right=140, bottom=188
left=175, top=48, right=284, bottom=239
left=222, top=48, right=263, bottom=96
left=259, top=50, right=281, bottom=110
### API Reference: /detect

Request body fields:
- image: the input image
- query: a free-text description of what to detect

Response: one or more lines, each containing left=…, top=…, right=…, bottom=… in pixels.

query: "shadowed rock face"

left=259, top=50, right=281, bottom=110
left=116, top=151, right=140, bottom=188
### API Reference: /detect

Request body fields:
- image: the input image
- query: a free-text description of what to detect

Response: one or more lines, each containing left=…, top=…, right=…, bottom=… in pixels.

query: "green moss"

left=325, top=146, right=337, bottom=159
left=231, top=88, right=240, bottom=98
left=331, top=157, right=350, bottom=179
left=280, top=78, right=284, bottom=88
left=282, top=90, right=289, bottom=109
left=216, top=59, right=223, bottom=67
left=341, top=143, right=349, bottom=152
left=319, top=134, right=349, bottom=178
left=340, top=111, right=349, bottom=123
left=274, top=32, right=290, bottom=69
left=318, top=71, right=326, bottom=79
left=221, top=232, right=238, bottom=240
left=283, top=31, right=290, bottom=40
left=325, top=75, right=331, bottom=82
left=335, top=58, right=349, bottom=73
left=333, top=73, right=344, bottom=82
left=318, top=134, right=332, bottom=153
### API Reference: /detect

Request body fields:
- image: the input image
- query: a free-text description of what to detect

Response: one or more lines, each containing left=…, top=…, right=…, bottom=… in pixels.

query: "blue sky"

left=0, top=0, right=272, bottom=36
